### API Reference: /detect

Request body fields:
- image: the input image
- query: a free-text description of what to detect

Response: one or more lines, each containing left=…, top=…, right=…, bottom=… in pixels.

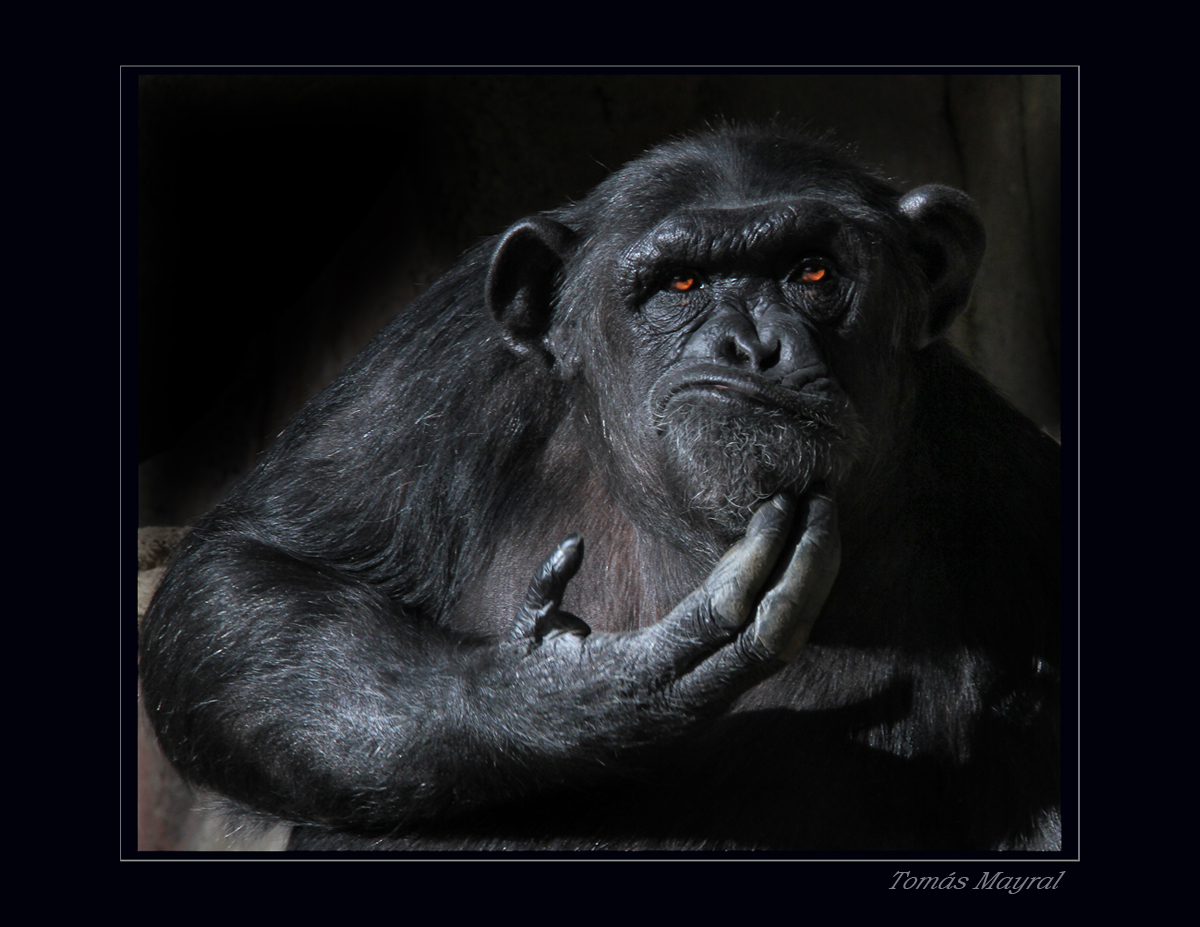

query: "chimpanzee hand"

left=504, top=491, right=840, bottom=736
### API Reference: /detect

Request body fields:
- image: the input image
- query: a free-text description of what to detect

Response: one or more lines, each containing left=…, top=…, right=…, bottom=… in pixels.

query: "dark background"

left=135, top=71, right=1065, bottom=528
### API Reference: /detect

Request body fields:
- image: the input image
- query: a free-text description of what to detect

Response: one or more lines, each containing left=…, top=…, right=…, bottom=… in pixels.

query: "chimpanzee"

left=139, top=127, right=1061, bottom=852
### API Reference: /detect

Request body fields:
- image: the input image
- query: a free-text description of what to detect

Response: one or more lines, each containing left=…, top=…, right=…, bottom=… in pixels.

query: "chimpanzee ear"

left=899, top=184, right=986, bottom=347
left=487, top=216, right=577, bottom=364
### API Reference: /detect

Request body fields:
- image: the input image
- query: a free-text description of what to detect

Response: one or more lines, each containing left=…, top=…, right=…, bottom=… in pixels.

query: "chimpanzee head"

left=487, top=129, right=985, bottom=538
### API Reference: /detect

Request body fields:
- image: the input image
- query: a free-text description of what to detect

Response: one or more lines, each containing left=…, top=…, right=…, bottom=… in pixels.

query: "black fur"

left=140, top=128, right=1059, bottom=851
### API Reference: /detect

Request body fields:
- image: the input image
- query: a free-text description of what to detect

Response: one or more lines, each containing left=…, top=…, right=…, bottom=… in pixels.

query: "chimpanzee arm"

left=140, top=492, right=838, bottom=830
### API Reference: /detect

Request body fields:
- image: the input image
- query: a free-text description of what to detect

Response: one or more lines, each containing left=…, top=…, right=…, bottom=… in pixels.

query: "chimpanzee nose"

left=684, top=307, right=825, bottom=385
left=715, top=315, right=782, bottom=372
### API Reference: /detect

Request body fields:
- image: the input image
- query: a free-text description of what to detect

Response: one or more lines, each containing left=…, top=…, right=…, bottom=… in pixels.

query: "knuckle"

left=735, top=630, right=783, bottom=670
left=703, top=583, right=748, bottom=633
left=693, top=595, right=738, bottom=639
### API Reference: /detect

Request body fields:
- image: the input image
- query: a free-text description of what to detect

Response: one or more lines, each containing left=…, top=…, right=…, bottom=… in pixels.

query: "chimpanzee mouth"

left=650, top=363, right=865, bottom=530
left=650, top=364, right=842, bottom=426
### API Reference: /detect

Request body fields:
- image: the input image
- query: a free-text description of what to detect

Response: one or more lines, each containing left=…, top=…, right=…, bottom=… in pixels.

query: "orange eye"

left=799, top=266, right=827, bottom=283
left=668, top=276, right=697, bottom=293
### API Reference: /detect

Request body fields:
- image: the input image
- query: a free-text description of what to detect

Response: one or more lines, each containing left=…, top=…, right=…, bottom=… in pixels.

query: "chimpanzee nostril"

left=718, top=334, right=750, bottom=366
left=760, top=337, right=781, bottom=371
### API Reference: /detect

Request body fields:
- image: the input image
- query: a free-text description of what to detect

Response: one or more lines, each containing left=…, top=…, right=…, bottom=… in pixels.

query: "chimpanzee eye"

left=664, top=272, right=703, bottom=293
left=790, top=259, right=834, bottom=285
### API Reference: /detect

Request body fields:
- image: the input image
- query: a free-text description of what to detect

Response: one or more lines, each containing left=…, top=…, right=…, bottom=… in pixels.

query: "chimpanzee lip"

left=652, top=364, right=825, bottom=418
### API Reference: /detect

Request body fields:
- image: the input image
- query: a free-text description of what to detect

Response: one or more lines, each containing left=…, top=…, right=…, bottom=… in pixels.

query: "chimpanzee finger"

left=746, top=489, right=840, bottom=663
left=512, top=535, right=591, bottom=642
left=701, top=493, right=798, bottom=631
left=647, top=494, right=796, bottom=662
left=666, top=491, right=840, bottom=706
